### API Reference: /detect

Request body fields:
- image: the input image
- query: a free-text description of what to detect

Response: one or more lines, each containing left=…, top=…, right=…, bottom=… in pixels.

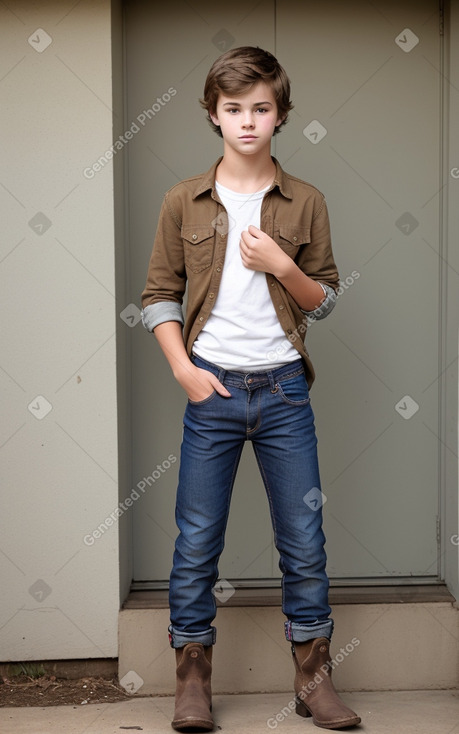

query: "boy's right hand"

left=152, top=322, right=231, bottom=402
left=175, top=364, right=231, bottom=402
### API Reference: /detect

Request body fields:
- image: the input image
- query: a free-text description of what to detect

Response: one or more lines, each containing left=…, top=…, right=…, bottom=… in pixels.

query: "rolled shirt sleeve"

left=300, top=282, right=337, bottom=321
left=141, top=301, right=184, bottom=332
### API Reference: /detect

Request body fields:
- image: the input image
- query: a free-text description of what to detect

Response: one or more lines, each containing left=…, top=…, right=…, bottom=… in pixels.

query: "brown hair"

left=200, top=46, right=293, bottom=137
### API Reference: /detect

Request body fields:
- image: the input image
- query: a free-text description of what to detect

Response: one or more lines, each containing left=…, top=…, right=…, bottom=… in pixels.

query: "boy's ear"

left=276, top=114, right=287, bottom=128
left=209, top=111, right=220, bottom=127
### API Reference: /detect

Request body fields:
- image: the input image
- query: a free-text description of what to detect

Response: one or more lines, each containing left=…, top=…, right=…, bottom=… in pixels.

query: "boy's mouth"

left=239, top=135, right=257, bottom=140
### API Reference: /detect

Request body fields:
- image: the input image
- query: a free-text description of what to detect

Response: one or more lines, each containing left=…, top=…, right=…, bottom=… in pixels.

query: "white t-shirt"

left=192, top=181, right=300, bottom=371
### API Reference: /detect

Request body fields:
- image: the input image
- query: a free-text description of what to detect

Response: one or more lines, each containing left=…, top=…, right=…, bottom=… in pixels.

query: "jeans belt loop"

left=267, top=369, right=276, bottom=392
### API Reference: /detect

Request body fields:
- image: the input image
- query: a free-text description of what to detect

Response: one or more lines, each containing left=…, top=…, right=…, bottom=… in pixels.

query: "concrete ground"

left=2, top=690, right=459, bottom=734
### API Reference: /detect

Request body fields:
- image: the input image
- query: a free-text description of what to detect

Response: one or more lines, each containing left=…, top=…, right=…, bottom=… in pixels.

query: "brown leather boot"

left=171, top=642, right=213, bottom=732
left=292, top=637, right=361, bottom=729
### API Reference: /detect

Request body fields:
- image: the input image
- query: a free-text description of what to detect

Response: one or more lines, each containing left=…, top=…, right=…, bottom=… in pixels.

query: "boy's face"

left=210, top=81, right=284, bottom=156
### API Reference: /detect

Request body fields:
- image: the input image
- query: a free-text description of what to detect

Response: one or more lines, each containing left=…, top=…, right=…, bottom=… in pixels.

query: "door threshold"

left=122, top=582, right=454, bottom=609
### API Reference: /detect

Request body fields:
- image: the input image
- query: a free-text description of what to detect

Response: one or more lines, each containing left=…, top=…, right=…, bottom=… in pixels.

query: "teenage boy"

left=141, top=46, right=361, bottom=731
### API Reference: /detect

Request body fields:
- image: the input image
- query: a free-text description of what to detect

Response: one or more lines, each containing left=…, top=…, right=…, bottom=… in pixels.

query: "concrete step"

left=118, top=586, right=459, bottom=695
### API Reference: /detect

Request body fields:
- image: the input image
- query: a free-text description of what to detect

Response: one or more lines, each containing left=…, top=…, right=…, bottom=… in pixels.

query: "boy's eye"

left=225, top=107, right=269, bottom=114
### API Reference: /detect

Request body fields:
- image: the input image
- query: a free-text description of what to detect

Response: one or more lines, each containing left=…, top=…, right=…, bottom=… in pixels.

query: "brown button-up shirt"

left=141, top=157, right=339, bottom=387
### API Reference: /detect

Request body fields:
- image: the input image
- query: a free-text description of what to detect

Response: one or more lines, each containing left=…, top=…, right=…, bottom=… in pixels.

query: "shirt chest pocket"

left=274, top=224, right=310, bottom=259
left=182, top=225, right=215, bottom=273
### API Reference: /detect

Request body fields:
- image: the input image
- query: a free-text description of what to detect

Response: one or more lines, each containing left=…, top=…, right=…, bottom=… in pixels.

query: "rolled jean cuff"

left=285, top=618, right=334, bottom=643
left=168, top=624, right=216, bottom=648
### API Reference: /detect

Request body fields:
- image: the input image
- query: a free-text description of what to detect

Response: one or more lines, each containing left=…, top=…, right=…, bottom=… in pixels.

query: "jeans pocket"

left=276, top=372, right=310, bottom=406
left=187, top=389, right=217, bottom=406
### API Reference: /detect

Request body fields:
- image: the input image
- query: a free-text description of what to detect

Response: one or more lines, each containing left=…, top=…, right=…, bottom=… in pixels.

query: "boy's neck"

left=215, top=148, right=276, bottom=194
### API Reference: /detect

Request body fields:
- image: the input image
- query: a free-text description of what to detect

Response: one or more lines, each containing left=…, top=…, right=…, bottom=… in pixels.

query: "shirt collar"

left=191, top=156, right=293, bottom=201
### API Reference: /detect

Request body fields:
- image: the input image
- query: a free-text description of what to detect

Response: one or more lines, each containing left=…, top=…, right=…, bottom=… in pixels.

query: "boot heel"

left=295, top=696, right=312, bottom=718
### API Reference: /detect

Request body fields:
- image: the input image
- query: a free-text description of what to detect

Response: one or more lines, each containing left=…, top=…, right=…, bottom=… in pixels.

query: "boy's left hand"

left=240, top=225, right=290, bottom=278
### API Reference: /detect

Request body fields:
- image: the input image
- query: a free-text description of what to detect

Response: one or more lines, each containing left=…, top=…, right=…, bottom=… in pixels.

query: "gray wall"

left=0, top=0, right=120, bottom=659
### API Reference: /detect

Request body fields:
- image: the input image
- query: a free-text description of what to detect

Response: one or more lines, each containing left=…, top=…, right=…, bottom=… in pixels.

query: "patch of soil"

left=0, top=674, right=132, bottom=707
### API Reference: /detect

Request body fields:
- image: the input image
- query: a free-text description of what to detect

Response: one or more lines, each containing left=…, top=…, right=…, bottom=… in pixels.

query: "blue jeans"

left=168, top=355, right=333, bottom=648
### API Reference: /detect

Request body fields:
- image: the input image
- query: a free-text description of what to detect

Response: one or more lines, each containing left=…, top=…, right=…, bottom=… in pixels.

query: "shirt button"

left=293, top=236, right=298, bottom=242
left=209, top=293, right=214, bottom=299
left=279, top=305, right=284, bottom=310
left=192, top=234, right=197, bottom=240
left=270, top=281, right=275, bottom=287
left=216, top=267, right=222, bottom=272
left=199, top=316, right=204, bottom=322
